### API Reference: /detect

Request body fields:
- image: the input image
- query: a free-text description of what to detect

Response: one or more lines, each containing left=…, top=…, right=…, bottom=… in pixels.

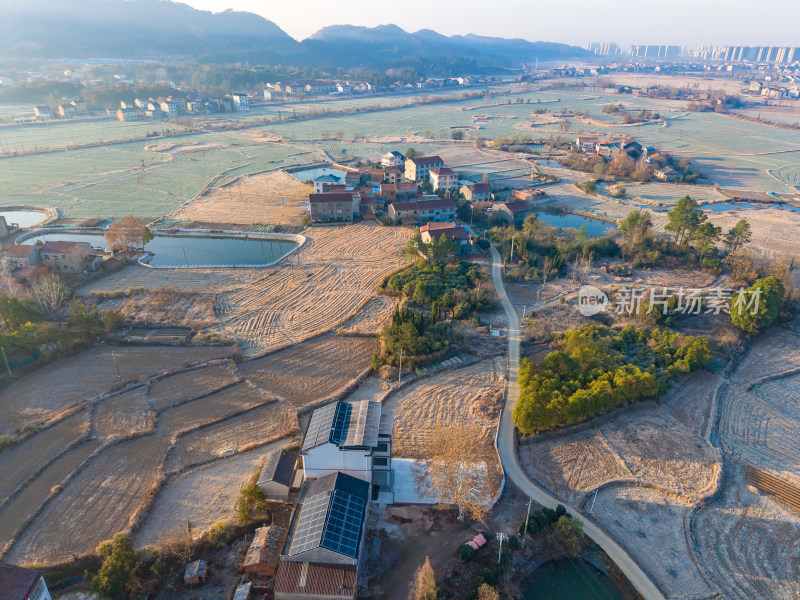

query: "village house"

left=575, top=136, right=598, bottom=150
left=58, top=104, right=77, bottom=117
left=384, top=165, right=403, bottom=184
left=388, top=198, right=456, bottom=225
left=257, top=449, right=299, bottom=500
left=167, top=96, right=187, bottom=112
left=70, top=100, right=87, bottom=115
left=38, top=241, right=98, bottom=273
left=404, top=155, right=445, bottom=181
left=0, top=563, right=51, bottom=600
left=117, top=108, right=138, bottom=121
left=420, top=222, right=471, bottom=251
left=184, top=560, right=208, bottom=586
left=429, top=167, right=458, bottom=192
left=309, top=192, right=355, bottom=223
left=595, top=141, right=620, bottom=159
left=361, top=168, right=385, bottom=186
left=13, top=265, right=48, bottom=286
left=380, top=151, right=405, bottom=168
left=301, top=400, right=393, bottom=485
left=461, top=183, right=491, bottom=202
left=313, top=174, right=342, bottom=194
left=232, top=93, right=249, bottom=111
left=274, top=562, right=357, bottom=600
left=280, top=471, right=369, bottom=573
left=33, top=106, right=52, bottom=119
left=243, top=524, right=287, bottom=579
left=3, top=244, right=40, bottom=269
left=654, top=166, right=680, bottom=182
left=233, top=583, right=252, bottom=600
left=159, top=101, right=178, bottom=119
left=493, top=200, right=537, bottom=225
left=380, top=182, right=417, bottom=203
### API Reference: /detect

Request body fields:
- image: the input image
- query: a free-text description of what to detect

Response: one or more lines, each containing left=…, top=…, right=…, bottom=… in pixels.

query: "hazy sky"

left=179, top=0, right=798, bottom=47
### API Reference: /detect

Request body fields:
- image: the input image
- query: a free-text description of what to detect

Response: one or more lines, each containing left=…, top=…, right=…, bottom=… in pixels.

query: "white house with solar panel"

left=301, top=400, right=393, bottom=489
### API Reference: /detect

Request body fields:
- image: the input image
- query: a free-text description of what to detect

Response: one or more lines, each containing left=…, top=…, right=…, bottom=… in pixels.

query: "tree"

left=618, top=210, right=652, bottom=258
left=405, top=147, right=417, bottom=159
left=29, top=274, right=72, bottom=323
left=477, top=583, right=500, bottom=600
left=409, top=557, right=438, bottom=600
left=0, top=293, right=39, bottom=329
left=91, top=533, right=139, bottom=599
left=723, top=248, right=758, bottom=284
left=693, top=222, right=722, bottom=258
left=665, top=196, right=706, bottom=247
left=723, top=219, right=752, bottom=251
left=412, top=423, right=501, bottom=523
left=451, top=130, right=464, bottom=140
left=474, top=137, right=486, bottom=150
left=730, top=276, right=784, bottom=337
left=105, top=215, right=152, bottom=251
left=553, top=516, right=584, bottom=556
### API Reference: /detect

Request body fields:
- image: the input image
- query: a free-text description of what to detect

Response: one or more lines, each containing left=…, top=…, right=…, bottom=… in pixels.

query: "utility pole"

left=111, top=351, right=122, bottom=381
left=521, top=497, right=532, bottom=549
left=1, top=347, right=12, bottom=379
left=522, top=305, right=527, bottom=321
left=510, top=236, right=515, bottom=263
left=588, top=488, right=598, bottom=518
left=397, top=348, right=404, bottom=384
left=496, top=532, right=508, bottom=565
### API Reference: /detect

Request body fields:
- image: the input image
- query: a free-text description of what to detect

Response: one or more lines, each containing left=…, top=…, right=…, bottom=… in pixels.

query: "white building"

left=381, top=151, right=405, bottom=168
left=313, top=174, right=342, bottom=193
left=429, top=167, right=458, bottom=192
left=301, top=400, right=392, bottom=486
left=159, top=101, right=178, bottom=119
left=232, top=93, right=250, bottom=111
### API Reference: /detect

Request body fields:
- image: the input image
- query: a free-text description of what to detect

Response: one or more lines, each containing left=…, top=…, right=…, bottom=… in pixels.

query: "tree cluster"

left=513, top=324, right=712, bottom=433
left=380, top=306, right=453, bottom=360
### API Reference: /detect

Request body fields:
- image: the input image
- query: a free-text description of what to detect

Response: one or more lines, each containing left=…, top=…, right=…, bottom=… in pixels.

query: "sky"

left=178, top=0, right=799, bottom=47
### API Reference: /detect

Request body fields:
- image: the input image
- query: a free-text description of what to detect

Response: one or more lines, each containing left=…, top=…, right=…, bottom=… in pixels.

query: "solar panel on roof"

left=330, top=402, right=351, bottom=445
left=302, top=402, right=339, bottom=452
left=321, top=489, right=366, bottom=558
left=288, top=492, right=331, bottom=555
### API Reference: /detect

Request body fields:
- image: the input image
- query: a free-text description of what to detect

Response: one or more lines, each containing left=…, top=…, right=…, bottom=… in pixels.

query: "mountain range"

left=0, top=0, right=589, bottom=68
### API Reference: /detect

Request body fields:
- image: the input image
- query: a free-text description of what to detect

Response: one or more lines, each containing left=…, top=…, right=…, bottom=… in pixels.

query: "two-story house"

left=461, top=183, right=491, bottom=202
left=38, top=241, right=96, bottom=274
left=301, top=400, right=393, bottom=485
left=380, top=151, right=405, bottom=168
left=309, top=192, right=356, bottom=223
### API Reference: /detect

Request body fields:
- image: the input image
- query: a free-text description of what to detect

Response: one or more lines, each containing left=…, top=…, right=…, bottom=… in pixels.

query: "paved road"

left=489, top=245, right=667, bottom=600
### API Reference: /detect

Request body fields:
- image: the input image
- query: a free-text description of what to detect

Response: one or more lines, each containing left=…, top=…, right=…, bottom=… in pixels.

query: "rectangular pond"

left=535, top=212, right=616, bottom=236
left=20, top=231, right=298, bottom=268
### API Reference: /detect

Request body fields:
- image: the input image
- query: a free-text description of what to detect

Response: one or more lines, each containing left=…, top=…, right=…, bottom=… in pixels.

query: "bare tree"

left=570, top=251, right=592, bottom=285
left=538, top=256, right=555, bottom=300
left=29, top=274, right=72, bottom=323
left=409, top=557, right=438, bottom=600
left=412, top=423, right=501, bottom=523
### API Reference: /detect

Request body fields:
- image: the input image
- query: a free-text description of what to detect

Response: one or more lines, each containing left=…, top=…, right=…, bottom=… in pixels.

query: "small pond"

left=0, top=210, right=48, bottom=228
left=535, top=212, right=616, bottom=236
left=19, top=231, right=298, bottom=268
left=522, top=558, right=627, bottom=600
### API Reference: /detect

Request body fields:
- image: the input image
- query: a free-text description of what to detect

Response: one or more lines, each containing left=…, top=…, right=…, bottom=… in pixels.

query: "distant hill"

left=0, top=0, right=590, bottom=67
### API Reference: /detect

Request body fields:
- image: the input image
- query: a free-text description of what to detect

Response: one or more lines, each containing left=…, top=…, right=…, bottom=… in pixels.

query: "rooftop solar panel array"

left=330, top=402, right=352, bottom=445
left=288, top=491, right=331, bottom=555
left=301, top=402, right=339, bottom=452
left=341, top=400, right=381, bottom=448
left=321, top=489, right=367, bottom=558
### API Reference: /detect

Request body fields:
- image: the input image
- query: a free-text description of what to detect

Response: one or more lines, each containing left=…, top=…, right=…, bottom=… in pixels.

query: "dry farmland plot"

left=148, top=362, right=241, bottom=411
left=93, top=388, right=154, bottom=439
left=731, top=329, right=800, bottom=387
left=157, top=381, right=272, bottom=434
left=693, top=465, right=800, bottom=600
left=170, top=170, right=313, bottom=227
left=382, top=359, right=504, bottom=458
left=166, top=403, right=295, bottom=473
left=0, top=440, right=101, bottom=557
left=0, top=346, right=234, bottom=434
left=134, top=442, right=287, bottom=547
left=240, top=334, right=375, bottom=406
left=591, top=485, right=715, bottom=599
left=5, top=435, right=171, bottom=564
left=0, top=411, right=90, bottom=506
left=340, top=296, right=398, bottom=334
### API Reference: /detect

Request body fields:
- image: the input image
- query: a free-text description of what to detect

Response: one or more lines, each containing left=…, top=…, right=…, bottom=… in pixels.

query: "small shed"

left=234, top=582, right=252, bottom=600
left=243, top=524, right=287, bottom=578
left=184, top=560, right=208, bottom=585
left=257, top=449, right=298, bottom=500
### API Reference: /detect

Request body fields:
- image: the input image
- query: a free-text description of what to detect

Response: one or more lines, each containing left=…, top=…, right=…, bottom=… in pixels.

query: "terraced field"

left=93, top=388, right=154, bottom=439
left=149, top=362, right=241, bottom=411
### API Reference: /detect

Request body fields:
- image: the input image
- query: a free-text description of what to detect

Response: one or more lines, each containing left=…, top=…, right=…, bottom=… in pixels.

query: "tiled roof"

left=503, top=201, right=534, bottom=213
left=309, top=192, right=354, bottom=204
left=0, top=563, right=41, bottom=600
left=274, top=562, right=357, bottom=598
left=465, top=183, right=490, bottom=194
left=410, top=155, right=444, bottom=166
left=39, top=241, right=90, bottom=254
left=184, top=560, right=207, bottom=579
left=430, top=167, right=456, bottom=176
left=258, top=449, right=297, bottom=487
left=243, top=525, right=287, bottom=569
left=4, top=245, right=36, bottom=258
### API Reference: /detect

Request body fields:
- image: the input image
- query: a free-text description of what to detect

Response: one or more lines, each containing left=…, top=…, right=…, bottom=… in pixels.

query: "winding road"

left=489, top=245, right=667, bottom=600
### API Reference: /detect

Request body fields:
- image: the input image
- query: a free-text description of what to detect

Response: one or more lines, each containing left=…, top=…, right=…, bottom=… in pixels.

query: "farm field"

left=170, top=169, right=313, bottom=227
left=0, top=133, right=314, bottom=219
left=240, top=334, right=375, bottom=406
left=83, top=223, right=412, bottom=355
left=0, top=345, right=234, bottom=435
left=518, top=370, right=722, bottom=596
left=5, top=434, right=171, bottom=564
left=134, top=443, right=282, bottom=547
left=148, top=362, right=241, bottom=411
left=92, top=387, right=154, bottom=438
left=382, top=358, right=504, bottom=458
